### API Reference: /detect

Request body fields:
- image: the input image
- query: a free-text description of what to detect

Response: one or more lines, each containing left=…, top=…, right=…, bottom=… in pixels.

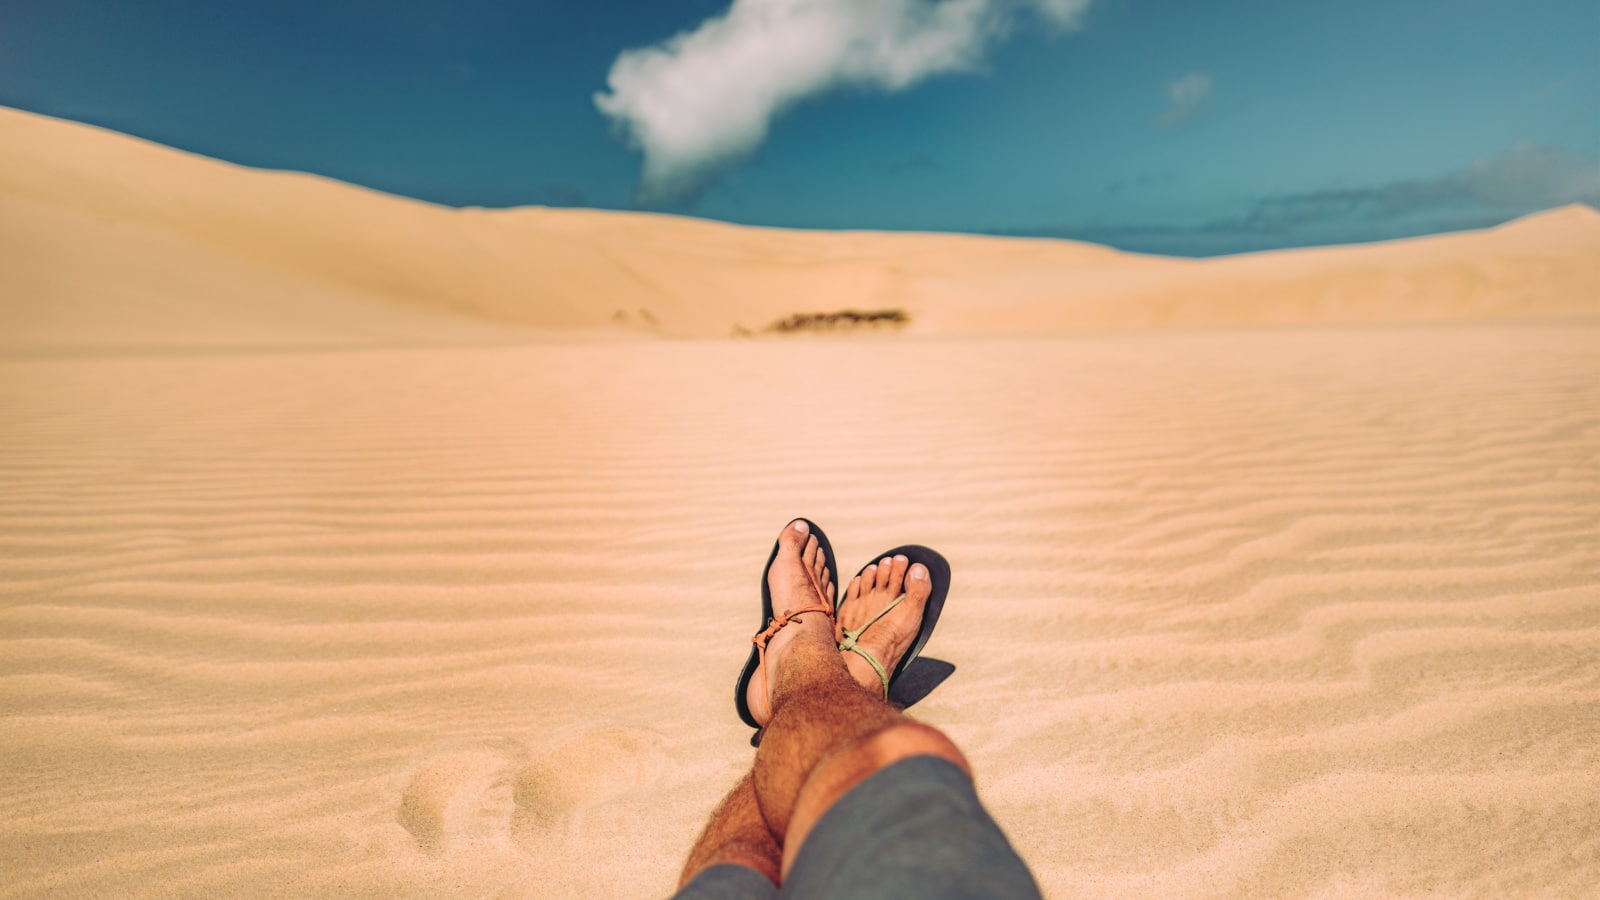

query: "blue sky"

left=2, top=0, right=1596, bottom=255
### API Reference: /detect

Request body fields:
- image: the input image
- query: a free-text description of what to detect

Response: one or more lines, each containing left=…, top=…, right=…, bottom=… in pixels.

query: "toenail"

left=910, top=565, right=928, bottom=580
left=895, top=555, right=908, bottom=563
left=792, top=520, right=809, bottom=534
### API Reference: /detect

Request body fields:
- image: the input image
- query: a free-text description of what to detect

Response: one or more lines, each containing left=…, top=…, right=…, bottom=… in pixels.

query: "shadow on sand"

left=890, top=657, right=955, bottom=709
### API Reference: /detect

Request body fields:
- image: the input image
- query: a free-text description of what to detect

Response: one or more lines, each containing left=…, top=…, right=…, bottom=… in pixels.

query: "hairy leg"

left=752, top=545, right=970, bottom=874
left=752, top=627, right=897, bottom=841
left=677, top=772, right=780, bottom=890
left=753, top=629, right=970, bottom=874
left=679, top=519, right=833, bottom=889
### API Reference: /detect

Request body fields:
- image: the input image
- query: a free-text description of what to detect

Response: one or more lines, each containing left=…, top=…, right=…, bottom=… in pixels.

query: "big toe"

left=777, top=518, right=811, bottom=554
left=770, top=519, right=829, bottom=611
left=902, top=562, right=933, bottom=608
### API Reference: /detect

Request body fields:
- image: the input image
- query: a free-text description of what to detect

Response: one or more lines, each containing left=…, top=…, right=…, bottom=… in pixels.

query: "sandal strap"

left=837, top=592, right=906, bottom=698
left=749, top=602, right=834, bottom=725
left=753, top=603, right=834, bottom=651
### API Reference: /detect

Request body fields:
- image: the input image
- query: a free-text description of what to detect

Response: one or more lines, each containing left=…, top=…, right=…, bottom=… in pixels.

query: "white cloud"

left=594, top=0, right=1090, bottom=204
left=1159, top=71, right=1212, bottom=127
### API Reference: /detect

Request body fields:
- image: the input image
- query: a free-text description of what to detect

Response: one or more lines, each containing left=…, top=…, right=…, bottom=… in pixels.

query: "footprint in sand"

left=396, top=742, right=522, bottom=855
left=511, top=725, right=667, bottom=837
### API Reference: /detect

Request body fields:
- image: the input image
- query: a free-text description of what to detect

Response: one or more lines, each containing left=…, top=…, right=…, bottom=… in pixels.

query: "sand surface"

left=2, top=107, right=1599, bottom=897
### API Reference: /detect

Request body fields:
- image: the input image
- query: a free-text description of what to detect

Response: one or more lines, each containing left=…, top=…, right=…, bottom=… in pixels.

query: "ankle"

left=767, top=632, right=848, bottom=711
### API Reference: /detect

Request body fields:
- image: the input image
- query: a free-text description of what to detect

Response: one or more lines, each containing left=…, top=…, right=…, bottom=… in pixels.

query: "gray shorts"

left=673, top=755, right=1041, bottom=899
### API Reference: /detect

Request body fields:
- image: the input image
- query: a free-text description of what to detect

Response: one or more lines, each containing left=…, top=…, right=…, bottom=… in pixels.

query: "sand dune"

left=2, top=106, right=1599, bottom=898
left=3, top=105, right=1597, bottom=350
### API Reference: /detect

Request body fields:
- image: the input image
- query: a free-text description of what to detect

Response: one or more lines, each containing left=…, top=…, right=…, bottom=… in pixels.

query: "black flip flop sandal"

left=836, top=546, right=951, bottom=701
left=734, top=518, right=839, bottom=729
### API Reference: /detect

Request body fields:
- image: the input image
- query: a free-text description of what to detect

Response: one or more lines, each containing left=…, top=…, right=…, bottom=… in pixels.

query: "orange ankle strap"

left=753, top=603, right=833, bottom=650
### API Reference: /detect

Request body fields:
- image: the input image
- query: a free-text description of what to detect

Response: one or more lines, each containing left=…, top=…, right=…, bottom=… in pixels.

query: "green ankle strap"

left=837, top=593, right=906, bottom=698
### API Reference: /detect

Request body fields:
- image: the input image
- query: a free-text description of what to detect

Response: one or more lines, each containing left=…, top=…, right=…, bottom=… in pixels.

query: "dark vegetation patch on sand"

left=762, top=309, right=910, bottom=333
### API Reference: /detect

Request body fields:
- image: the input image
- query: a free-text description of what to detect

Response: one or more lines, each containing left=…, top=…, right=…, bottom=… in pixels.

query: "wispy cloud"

left=997, top=143, right=1600, bottom=256
left=1158, top=72, right=1212, bottom=127
left=1233, top=142, right=1600, bottom=230
left=594, top=0, right=1091, bottom=205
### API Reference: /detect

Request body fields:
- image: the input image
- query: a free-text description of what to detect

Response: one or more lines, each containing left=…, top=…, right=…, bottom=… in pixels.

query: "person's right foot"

left=836, top=554, right=932, bottom=696
left=745, top=520, right=835, bottom=725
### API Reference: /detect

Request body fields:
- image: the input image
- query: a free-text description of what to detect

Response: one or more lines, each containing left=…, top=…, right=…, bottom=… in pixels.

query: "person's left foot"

left=837, top=554, right=932, bottom=697
left=746, top=520, right=835, bottom=726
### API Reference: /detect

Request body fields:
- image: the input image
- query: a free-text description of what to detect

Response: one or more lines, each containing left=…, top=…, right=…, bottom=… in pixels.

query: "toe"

left=771, top=520, right=830, bottom=612
left=861, top=565, right=878, bottom=596
left=778, top=519, right=810, bottom=555
left=874, top=557, right=894, bottom=591
left=886, top=554, right=909, bottom=594
left=904, top=562, right=932, bottom=607
left=844, top=575, right=861, bottom=606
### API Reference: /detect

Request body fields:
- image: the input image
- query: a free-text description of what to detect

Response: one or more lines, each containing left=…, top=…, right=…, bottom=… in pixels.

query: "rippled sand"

left=3, top=327, right=1597, bottom=897
left=2, top=106, right=1599, bottom=897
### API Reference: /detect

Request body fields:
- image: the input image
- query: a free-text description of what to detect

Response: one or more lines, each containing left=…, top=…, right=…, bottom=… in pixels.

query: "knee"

left=854, top=722, right=971, bottom=779
left=782, top=722, right=972, bottom=876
